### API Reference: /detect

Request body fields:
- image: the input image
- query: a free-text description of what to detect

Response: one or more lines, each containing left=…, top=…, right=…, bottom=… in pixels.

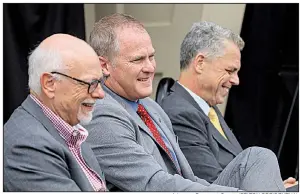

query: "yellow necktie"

left=208, top=108, right=227, bottom=140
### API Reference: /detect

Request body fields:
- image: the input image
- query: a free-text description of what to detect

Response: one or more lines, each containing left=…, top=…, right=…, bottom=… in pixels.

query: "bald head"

left=39, top=34, right=98, bottom=69
left=28, top=33, right=100, bottom=94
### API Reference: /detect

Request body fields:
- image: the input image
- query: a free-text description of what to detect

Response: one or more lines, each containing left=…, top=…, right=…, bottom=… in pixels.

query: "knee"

left=247, top=146, right=277, bottom=161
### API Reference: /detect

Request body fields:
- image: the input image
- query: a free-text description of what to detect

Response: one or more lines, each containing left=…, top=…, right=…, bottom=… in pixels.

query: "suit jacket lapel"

left=22, top=96, right=95, bottom=191
left=22, top=96, right=68, bottom=148
left=209, top=124, right=239, bottom=156
left=102, top=85, right=180, bottom=172
left=214, top=107, right=243, bottom=153
left=170, top=82, right=204, bottom=114
left=141, top=100, right=174, bottom=150
left=81, top=143, right=106, bottom=180
left=172, top=83, right=242, bottom=156
left=142, top=98, right=182, bottom=174
left=209, top=107, right=242, bottom=156
left=102, top=85, right=156, bottom=142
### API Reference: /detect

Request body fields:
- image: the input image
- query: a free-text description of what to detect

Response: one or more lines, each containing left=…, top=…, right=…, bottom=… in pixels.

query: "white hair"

left=28, top=46, right=65, bottom=94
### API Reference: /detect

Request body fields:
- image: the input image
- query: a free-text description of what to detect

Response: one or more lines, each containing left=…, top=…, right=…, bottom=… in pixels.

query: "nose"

left=230, top=73, right=240, bottom=85
left=91, top=84, right=105, bottom=99
left=142, top=58, right=156, bottom=73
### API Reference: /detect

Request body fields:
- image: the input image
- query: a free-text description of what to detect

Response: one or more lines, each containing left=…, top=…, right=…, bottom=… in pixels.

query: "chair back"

left=155, top=77, right=175, bottom=105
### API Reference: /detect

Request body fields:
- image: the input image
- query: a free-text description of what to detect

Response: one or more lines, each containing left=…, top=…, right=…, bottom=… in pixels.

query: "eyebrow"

left=132, top=51, right=156, bottom=60
left=131, top=56, right=145, bottom=61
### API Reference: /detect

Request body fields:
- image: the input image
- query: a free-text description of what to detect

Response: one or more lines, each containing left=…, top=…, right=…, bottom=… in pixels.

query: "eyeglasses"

left=51, top=71, right=104, bottom=94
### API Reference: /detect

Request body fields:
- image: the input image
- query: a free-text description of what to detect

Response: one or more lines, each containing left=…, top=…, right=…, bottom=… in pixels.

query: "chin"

left=78, top=116, right=93, bottom=125
left=216, top=98, right=225, bottom=105
left=136, top=88, right=152, bottom=99
left=144, top=91, right=153, bottom=98
left=138, top=94, right=151, bottom=99
left=77, top=111, right=93, bottom=125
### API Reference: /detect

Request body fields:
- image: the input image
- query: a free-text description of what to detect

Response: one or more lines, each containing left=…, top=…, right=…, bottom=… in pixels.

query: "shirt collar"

left=177, top=81, right=210, bottom=116
left=30, top=94, right=88, bottom=147
left=105, top=85, right=140, bottom=112
left=123, top=98, right=139, bottom=112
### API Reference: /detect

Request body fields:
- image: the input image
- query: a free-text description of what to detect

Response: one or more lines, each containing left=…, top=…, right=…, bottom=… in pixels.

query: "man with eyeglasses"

left=4, top=34, right=107, bottom=191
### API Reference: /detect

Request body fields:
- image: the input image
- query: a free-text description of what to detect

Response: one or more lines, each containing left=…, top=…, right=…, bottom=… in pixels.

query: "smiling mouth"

left=82, top=102, right=94, bottom=107
left=137, top=78, right=149, bottom=82
left=222, top=86, right=231, bottom=92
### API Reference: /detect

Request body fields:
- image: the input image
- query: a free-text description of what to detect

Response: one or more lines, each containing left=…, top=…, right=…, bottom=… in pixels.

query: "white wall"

left=84, top=4, right=96, bottom=41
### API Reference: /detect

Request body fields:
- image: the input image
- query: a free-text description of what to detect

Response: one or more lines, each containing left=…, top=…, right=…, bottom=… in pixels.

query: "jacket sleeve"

left=4, top=123, right=81, bottom=191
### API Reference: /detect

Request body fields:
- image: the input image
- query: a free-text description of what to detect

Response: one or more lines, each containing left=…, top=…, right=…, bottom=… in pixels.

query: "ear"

left=40, top=73, right=56, bottom=99
left=99, top=56, right=110, bottom=77
left=193, top=52, right=205, bottom=74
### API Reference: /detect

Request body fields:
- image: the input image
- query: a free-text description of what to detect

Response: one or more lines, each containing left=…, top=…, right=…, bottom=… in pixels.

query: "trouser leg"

left=213, top=147, right=285, bottom=191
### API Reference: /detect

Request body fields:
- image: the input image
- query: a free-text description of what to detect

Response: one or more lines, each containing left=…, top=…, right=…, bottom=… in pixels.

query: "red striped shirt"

left=31, top=95, right=106, bottom=191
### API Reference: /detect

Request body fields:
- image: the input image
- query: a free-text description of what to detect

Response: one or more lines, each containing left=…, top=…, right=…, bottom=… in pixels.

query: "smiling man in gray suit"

left=4, top=34, right=107, bottom=191
left=84, top=13, right=286, bottom=191
left=160, top=21, right=297, bottom=189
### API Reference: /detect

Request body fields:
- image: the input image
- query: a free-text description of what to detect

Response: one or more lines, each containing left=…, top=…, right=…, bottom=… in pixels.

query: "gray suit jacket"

left=84, top=85, right=238, bottom=191
left=4, top=96, right=105, bottom=191
left=161, top=82, right=243, bottom=183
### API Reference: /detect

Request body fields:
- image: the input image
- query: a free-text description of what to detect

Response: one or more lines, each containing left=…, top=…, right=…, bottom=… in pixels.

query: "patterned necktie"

left=208, top=107, right=228, bottom=140
left=137, top=103, right=181, bottom=174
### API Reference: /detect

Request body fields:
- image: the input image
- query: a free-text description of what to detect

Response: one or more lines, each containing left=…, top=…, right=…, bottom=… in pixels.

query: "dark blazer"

left=4, top=96, right=106, bottom=191
left=161, top=82, right=243, bottom=183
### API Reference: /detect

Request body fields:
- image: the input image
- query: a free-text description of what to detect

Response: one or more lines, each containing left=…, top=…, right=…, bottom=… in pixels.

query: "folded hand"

left=283, top=177, right=298, bottom=188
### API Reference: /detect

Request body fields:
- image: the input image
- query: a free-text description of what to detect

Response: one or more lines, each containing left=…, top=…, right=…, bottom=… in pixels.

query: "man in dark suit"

left=84, top=13, right=286, bottom=191
left=4, top=34, right=107, bottom=191
left=160, top=21, right=297, bottom=189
